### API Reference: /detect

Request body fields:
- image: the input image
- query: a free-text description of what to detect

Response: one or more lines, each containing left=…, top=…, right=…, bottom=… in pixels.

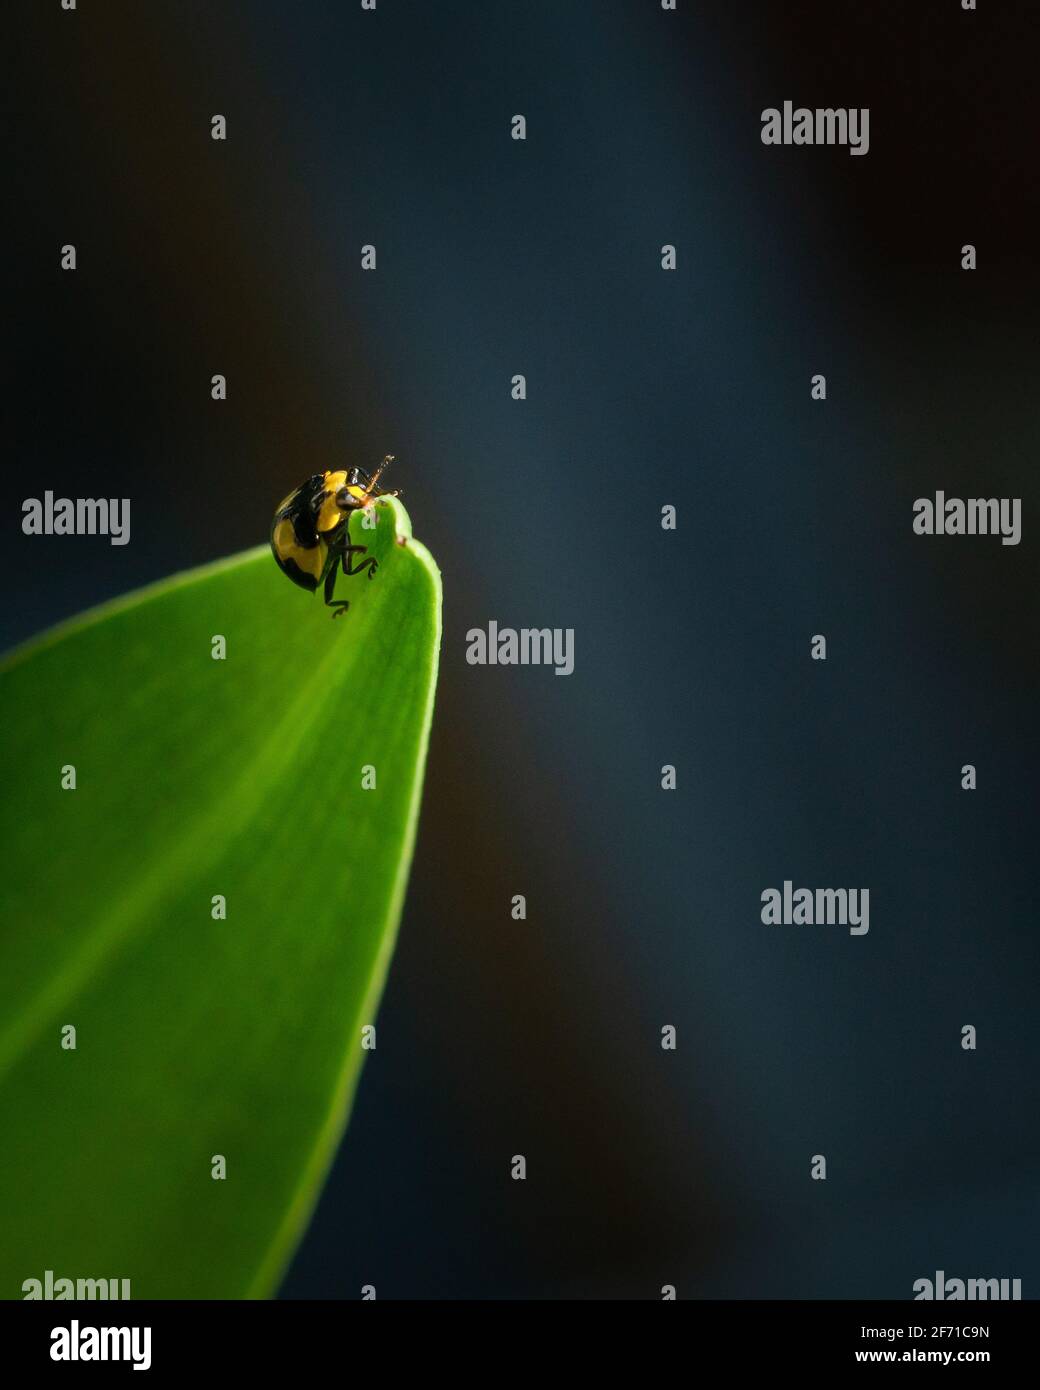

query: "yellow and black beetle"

left=270, top=454, right=399, bottom=617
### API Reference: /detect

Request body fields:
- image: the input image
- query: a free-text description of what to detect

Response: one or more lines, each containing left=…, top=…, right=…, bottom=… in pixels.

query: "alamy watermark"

left=50, top=1320, right=151, bottom=1371
left=761, top=881, right=869, bottom=935
left=23, top=1270, right=130, bottom=1300
left=22, top=492, right=130, bottom=545
left=760, top=102, right=869, bottom=156
left=914, top=1271, right=1022, bottom=1301
left=466, top=621, right=574, bottom=676
left=913, top=493, right=1021, bottom=545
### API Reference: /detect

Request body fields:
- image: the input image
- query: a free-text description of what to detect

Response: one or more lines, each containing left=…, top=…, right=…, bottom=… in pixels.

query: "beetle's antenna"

left=364, top=453, right=395, bottom=499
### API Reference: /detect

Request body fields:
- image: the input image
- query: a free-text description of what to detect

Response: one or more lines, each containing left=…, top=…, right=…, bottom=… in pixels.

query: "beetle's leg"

left=323, top=564, right=351, bottom=617
left=342, top=542, right=378, bottom=581
left=320, top=536, right=351, bottom=616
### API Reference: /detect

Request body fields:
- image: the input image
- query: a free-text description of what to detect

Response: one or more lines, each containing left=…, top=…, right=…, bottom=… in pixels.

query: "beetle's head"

left=329, top=455, right=397, bottom=512
left=327, top=472, right=368, bottom=511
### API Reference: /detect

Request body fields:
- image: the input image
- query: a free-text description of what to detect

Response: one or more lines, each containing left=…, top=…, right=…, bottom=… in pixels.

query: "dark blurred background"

left=7, top=1, right=1038, bottom=1297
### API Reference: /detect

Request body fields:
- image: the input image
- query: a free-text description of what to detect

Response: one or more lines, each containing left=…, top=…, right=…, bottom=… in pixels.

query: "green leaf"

left=0, top=497, right=440, bottom=1298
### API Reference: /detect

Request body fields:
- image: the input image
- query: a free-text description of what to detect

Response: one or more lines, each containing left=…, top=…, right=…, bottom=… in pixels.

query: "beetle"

left=270, top=454, right=399, bottom=617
